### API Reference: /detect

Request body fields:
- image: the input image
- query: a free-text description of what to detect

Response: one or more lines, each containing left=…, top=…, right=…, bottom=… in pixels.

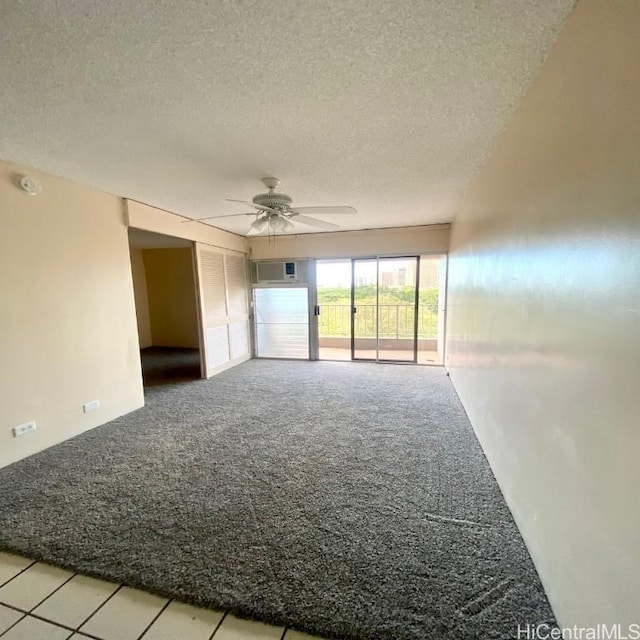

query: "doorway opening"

left=316, top=255, right=446, bottom=364
left=128, top=229, right=203, bottom=387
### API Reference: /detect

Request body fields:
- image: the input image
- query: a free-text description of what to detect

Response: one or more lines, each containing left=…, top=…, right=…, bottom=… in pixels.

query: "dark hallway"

left=140, top=347, right=201, bottom=387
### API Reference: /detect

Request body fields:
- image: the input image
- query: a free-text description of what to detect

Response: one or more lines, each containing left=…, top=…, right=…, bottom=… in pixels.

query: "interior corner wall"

left=446, top=0, right=640, bottom=628
left=0, top=161, right=144, bottom=469
left=129, top=248, right=152, bottom=348
left=143, top=247, right=200, bottom=348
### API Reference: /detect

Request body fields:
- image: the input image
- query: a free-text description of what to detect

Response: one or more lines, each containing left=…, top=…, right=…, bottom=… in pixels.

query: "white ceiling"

left=1, top=0, right=574, bottom=236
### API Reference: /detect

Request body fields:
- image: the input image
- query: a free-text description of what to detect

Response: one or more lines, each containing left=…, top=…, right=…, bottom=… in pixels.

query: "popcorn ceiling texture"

left=1, top=1, right=574, bottom=234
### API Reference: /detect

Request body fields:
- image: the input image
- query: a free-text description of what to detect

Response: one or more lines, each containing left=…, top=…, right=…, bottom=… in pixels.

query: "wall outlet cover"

left=83, top=400, right=100, bottom=413
left=13, top=421, right=36, bottom=437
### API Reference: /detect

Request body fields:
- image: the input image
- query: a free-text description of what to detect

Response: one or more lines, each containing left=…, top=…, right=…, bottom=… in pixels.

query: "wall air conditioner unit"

left=256, top=261, right=299, bottom=283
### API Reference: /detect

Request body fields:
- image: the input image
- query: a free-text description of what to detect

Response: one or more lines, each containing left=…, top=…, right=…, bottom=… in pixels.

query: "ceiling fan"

left=186, top=177, right=357, bottom=235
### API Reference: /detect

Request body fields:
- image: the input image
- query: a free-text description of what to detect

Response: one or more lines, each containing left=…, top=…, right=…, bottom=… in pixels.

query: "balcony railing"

left=318, top=304, right=438, bottom=339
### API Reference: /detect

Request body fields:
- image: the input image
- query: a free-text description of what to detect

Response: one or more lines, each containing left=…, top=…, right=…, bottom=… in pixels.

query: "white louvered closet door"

left=195, top=245, right=250, bottom=378
left=224, top=253, right=251, bottom=360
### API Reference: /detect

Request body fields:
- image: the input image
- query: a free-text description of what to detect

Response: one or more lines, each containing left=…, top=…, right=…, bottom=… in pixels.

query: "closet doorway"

left=128, top=229, right=202, bottom=387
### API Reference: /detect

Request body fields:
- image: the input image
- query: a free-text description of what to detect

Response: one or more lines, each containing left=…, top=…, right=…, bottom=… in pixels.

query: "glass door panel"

left=352, top=259, right=378, bottom=360
left=417, top=254, right=446, bottom=365
left=314, top=256, right=430, bottom=364
left=254, top=287, right=309, bottom=359
left=316, top=260, right=352, bottom=361
left=377, top=257, right=418, bottom=362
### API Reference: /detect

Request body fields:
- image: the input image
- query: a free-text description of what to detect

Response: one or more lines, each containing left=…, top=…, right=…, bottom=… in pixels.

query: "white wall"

left=0, top=161, right=144, bottom=468
left=446, top=0, right=640, bottom=627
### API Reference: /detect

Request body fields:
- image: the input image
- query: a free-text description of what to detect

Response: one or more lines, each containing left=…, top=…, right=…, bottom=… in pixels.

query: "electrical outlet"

left=12, top=421, right=36, bottom=437
left=83, top=400, right=100, bottom=413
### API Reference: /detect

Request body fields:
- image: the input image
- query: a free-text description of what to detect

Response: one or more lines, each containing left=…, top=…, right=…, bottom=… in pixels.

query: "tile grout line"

left=0, top=603, right=27, bottom=616
left=208, top=611, right=228, bottom=639
left=0, top=558, right=37, bottom=589
left=22, top=610, right=106, bottom=640
left=2, top=563, right=301, bottom=640
left=0, top=609, right=27, bottom=639
left=0, top=566, right=77, bottom=616
left=0, top=581, right=124, bottom=640
left=28, top=569, right=78, bottom=613
left=0, top=569, right=295, bottom=640
left=74, top=584, right=124, bottom=637
left=1, top=609, right=96, bottom=640
left=135, top=597, right=172, bottom=640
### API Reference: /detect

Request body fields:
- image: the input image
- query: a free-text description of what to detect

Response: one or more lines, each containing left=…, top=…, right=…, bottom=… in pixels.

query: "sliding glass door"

left=352, top=259, right=378, bottom=360
left=376, top=257, right=418, bottom=362
left=315, top=254, right=445, bottom=364
left=316, top=260, right=352, bottom=361
left=351, top=257, right=419, bottom=362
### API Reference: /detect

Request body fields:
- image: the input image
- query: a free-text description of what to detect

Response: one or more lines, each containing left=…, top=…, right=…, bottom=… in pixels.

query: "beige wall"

left=129, top=248, right=152, bottom=348
left=0, top=161, right=144, bottom=468
left=249, top=224, right=449, bottom=259
left=126, top=200, right=248, bottom=253
left=0, top=167, right=252, bottom=469
left=143, top=247, right=200, bottom=348
left=446, top=0, right=640, bottom=628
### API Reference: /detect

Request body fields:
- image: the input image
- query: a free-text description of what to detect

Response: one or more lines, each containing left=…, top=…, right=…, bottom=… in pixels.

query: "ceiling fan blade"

left=226, top=198, right=275, bottom=212
left=181, top=213, right=255, bottom=223
left=292, top=214, right=341, bottom=231
left=290, top=206, right=357, bottom=215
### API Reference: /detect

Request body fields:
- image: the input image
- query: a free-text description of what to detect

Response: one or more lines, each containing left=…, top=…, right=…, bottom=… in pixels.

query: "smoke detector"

left=19, top=176, right=42, bottom=196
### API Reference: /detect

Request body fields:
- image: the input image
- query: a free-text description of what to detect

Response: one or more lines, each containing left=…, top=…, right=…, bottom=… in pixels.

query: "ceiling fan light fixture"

left=269, top=216, right=285, bottom=231
left=250, top=217, right=268, bottom=232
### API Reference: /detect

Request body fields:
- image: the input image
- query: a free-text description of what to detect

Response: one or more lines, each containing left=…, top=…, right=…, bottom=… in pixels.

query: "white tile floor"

left=0, top=552, right=327, bottom=640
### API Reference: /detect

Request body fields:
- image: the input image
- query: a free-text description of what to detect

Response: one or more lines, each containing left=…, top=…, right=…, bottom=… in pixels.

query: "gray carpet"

left=0, top=360, right=555, bottom=639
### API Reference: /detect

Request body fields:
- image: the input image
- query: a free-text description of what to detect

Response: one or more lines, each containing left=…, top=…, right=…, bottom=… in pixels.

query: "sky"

left=316, top=259, right=419, bottom=288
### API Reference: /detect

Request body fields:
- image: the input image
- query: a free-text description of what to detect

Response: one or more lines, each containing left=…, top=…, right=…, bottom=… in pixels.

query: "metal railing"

left=318, top=304, right=438, bottom=339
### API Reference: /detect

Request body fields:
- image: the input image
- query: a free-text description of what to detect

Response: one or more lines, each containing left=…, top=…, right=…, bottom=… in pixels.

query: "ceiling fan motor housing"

left=253, top=192, right=293, bottom=211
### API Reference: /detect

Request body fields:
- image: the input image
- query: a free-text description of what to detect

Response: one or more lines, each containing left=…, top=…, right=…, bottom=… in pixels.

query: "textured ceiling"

left=1, top=0, right=574, bottom=235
